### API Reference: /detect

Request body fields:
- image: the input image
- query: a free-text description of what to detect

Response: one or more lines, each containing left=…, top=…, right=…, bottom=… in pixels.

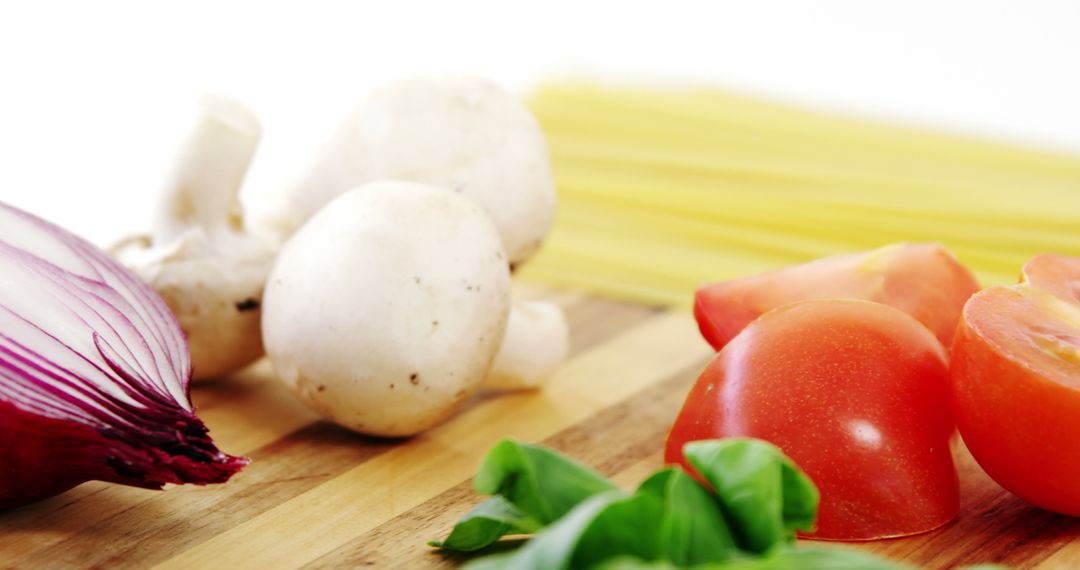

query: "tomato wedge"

left=694, top=243, right=979, bottom=351
left=1020, top=252, right=1080, bottom=302
left=951, top=253, right=1080, bottom=515
left=667, top=299, right=959, bottom=540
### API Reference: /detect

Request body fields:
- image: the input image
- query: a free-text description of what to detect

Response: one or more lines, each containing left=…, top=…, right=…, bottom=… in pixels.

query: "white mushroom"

left=484, top=300, right=570, bottom=390
left=274, top=76, right=556, bottom=267
left=112, top=95, right=275, bottom=381
left=261, top=181, right=511, bottom=437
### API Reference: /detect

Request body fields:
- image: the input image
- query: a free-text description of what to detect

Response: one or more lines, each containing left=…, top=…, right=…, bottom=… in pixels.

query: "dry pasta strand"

left=519, top=83, right=1080, bottom=308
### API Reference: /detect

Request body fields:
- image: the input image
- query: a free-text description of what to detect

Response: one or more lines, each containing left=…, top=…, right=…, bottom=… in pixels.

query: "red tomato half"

left=667, top=299, right=959, bottom=540
left=951, top=254, right=1080, bottom=515
left=694, top=243, right=979, bottom=351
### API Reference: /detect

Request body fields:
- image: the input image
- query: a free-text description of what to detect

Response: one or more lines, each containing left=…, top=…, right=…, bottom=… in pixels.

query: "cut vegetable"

left=693, top=243, right=979, bottom=351
left=1020, top=252, right=1080, bottom=303
left=667, top=300, right=958, bottom=540
left=951, top=253, right=1080, bottom=515
left=0, top=201, right=246, bottom=509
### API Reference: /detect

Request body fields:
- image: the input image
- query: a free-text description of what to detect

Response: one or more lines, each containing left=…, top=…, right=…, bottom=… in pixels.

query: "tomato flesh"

left=1021, top=252, right=1080, bottom=303
left=694, top=242, right=979, bottom=351
left=951, top=254, right=1080, bottom=515
left=668, top=299, right=959, bottom=540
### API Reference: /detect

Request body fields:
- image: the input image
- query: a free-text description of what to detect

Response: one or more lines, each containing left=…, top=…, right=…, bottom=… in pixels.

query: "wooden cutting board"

left=1, top=286, right=1078, bottom=569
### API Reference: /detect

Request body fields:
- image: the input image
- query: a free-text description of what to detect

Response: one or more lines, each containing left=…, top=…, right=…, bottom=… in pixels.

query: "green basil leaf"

left=683, top=439, right=819, bottom=554
left=428, top=496, right=542, bottom=551
left=441, top=438, right=974, bottom=570
left=571, top=491, right=666, bottom=568
left=463, top=491, right=627, bottom=570
left=635, top=468, right=676, bottom=498
left=474, top=439, right=618, bottom=524
left=588, top=557, right=676, bottom=570
left=778, top=461, right=818, bottom=534
left=590, top=546, right=906, bottom=570
left=645, top=468, right=738, bottom=565
left=713, top=547, right=907, bottom=570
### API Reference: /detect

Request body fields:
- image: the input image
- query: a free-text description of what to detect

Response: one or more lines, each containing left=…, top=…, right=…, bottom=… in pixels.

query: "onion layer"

left=0, top=201, right=246, bottom=509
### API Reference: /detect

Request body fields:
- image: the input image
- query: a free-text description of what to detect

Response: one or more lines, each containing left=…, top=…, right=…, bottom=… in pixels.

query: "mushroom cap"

left=286, top=76, right=556, bottom=266
left=113, top=230, right=274, bottom=381
left=262, top=181, right=512, bottom=437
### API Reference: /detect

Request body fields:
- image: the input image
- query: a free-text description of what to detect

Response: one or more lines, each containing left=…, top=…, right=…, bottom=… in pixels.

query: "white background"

left=1, top=0, right=1078, bottom=245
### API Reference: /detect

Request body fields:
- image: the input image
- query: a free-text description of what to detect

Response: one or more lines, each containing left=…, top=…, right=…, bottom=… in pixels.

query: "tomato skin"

left=951, top=258, right=1080, bottom=516
left=668, top=299, right=959, bottom=540
left=694, top=243, right=979, bottom=351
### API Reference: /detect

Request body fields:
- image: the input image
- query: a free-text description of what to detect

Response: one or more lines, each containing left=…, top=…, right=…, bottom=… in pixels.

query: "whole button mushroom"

left=113, top=95, right=275, bottom=381
left=262, top=181, right=512, bottom=437
left=276, top=76, right=557, bottom=268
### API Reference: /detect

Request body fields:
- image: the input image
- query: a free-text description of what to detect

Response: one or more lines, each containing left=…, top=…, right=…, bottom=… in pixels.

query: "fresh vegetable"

left=693, top=243, right=979, bottom=351
left=463, top=492, right=659, bottom=570
left=635, top=467, right=737, bottom=563
left=951, top=253, right=1080, bottom=515
left=589, top=548, right=908, bottom=570
left=277, top=76, right=557, bottom=267
left=261, top=181, right=512, bottom=437
left=667, top=300, right=958, bottom=540
left=430, top=439, right=617, bottom=552
left=593, top=556, right=1012, bottom=570
left=1020, top=252, right=1080, bottom=301
left=681, top=440, right=816, bottom=554
left=0, top=201, right=246, bottom=509
left=263, top=77, right=568, bottom=394
left=112, top=95, right=276, bottom=381
left=429, top=496, right=542, bottom=553
left=484, top=299, right=570, bottom=390
left=434, top=438, right=908, bottom=569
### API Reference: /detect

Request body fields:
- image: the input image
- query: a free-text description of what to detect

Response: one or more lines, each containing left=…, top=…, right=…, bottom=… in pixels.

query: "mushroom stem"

left=153, top=94, right=262, bottom=244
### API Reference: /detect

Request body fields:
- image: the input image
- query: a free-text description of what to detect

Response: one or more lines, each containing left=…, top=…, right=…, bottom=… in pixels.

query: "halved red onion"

left=0, top=201, right=246, bottom=509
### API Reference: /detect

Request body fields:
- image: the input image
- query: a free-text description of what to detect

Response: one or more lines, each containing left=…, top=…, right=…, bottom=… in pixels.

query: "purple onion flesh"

left=0, top=201, right=246, bottom=509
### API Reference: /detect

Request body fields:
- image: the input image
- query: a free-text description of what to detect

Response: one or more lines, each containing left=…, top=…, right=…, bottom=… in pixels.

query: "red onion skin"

left=0, top=399, right=248, bottom=510
left=0, top=400, right=114, bottom=509
left=0, top=201, right=248, bottom=510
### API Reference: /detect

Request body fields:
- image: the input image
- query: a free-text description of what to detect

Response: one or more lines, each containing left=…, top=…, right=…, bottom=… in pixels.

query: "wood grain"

left=1, top=290, right=1077, bottom=569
